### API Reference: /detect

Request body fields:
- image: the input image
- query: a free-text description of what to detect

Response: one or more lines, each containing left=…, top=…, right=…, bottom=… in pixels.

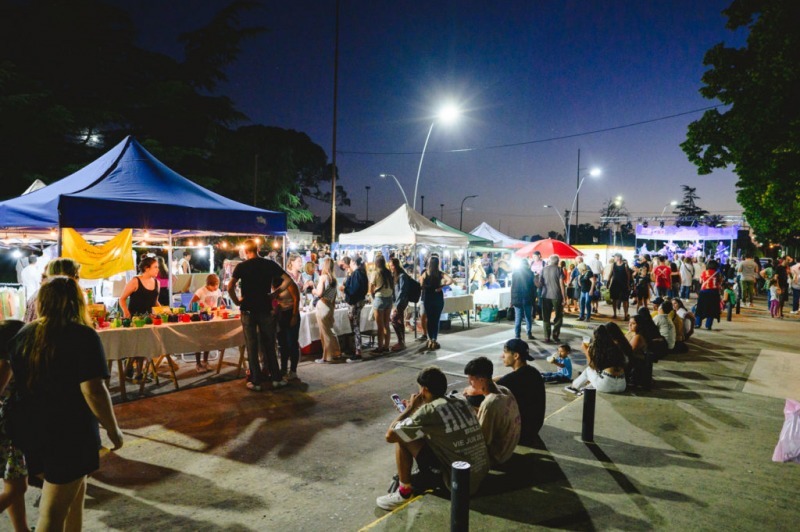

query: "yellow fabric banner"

left=61, top=228, right=135, bottom=280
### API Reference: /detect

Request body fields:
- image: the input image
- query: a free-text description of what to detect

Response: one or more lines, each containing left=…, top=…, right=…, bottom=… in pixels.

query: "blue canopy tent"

left=0, top=135, right=286, bottom=236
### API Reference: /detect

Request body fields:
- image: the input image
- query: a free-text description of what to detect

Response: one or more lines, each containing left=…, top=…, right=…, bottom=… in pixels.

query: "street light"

left=460, top=195, right=478, bottom=231
left=660, top=200, right=678, bottom=217
left=544, top=205, right=568, bottom=240
left=378, top=174, right=409, bottom=205
left=440, top=203, right=444, bottom=221
left=568, top=151, right=601, bottom=244
left=365, top=185, right=371, bottom=221
left=413, top=103, right=460, bottom=211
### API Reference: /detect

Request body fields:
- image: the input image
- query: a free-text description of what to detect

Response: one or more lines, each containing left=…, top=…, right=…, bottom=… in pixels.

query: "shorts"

left=414, top=442, right=443, bottom=474
left=0, top=434, right=27, bottom=480
left=25, top=441, right=100, bottom=485
left=372, top=295, right=393, bottom=311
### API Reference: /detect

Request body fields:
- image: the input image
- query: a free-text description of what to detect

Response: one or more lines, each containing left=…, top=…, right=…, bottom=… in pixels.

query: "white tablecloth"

left=298, top=304, right=374, bottom=348
left=98, top=318, right=244, bottom=361
left=472, top=287, right=511, bottom=308
left=173, top=273, right=211, bottom=293
left=409, top=295, right=474, bottom=314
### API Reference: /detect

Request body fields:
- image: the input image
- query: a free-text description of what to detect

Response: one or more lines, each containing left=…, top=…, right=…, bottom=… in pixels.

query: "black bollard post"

left=450, top=461, right=470, bottom=532
left=581, top=388, right=596, bottom=442
left=727, top=302, right=733, bottom=322
left=736, top=295, right=741, bottom=315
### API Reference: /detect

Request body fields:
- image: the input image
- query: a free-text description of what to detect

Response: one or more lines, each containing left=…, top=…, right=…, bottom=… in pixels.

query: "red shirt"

left=700, top=269, right=720, bottom=290
left=653, top=265, right=671, bottom=288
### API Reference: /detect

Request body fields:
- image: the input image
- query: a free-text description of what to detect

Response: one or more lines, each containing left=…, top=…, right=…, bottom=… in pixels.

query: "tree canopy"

left=681, top=0, right=800, bottom=245
left=673, top=185, right=710, bottom=226
left=0, top=0, right=340, bottom=228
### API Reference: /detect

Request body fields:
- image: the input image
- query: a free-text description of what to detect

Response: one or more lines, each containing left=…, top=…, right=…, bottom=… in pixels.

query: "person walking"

left=539, top=255, right=566, bottom=343
left=679, top=256, right=695, bottom=300
left=420, top=256, right=453, bottom=351
left=607, top=253, right=631, bottom=321
left=312, top=258, right=342, bottom=363
left=340, top=256, right=369, bottom=362
left=227, top=239, right=293, bottom=390
left=577, top=263, right=596, bottom=322
left=389, top=257, right=411, bottom=352
left=510, top=258, right=535, bottom=340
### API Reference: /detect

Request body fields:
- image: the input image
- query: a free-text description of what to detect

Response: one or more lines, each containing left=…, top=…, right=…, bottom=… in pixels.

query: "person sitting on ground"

left=541, top=343, right=573, bottom=383
left=377, top=366, right=489, bottom=511
left=652, top=300, right=677, bottom=351
left=565, top=325, right=627, bottom=395
left=636, top=307, right=668, bottom=357
left=0, top=320, right=29, bottom=532
left=462, top=357, right=520, bottom=467
left=671, top=298, right=695, bottom=341
left=483, top=274, right=501, bottom=290
left=605, top=321, right=634, bottom=364
left=495, top=339, right=546, bottom=445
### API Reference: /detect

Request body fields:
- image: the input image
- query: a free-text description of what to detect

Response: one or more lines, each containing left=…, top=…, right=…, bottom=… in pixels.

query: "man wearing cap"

left=495, top=339, right=545, bottom=445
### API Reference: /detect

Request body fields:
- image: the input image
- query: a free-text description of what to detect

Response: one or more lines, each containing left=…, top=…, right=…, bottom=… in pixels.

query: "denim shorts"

left=373, top=295, right=393, bottom=310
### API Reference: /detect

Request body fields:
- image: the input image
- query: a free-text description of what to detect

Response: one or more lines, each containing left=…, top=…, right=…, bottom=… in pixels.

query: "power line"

left=338, top=105, right=722, bottom=156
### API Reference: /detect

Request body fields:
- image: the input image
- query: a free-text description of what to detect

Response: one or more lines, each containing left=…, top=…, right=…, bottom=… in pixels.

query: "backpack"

left=406, top=275, right=422, bottom=304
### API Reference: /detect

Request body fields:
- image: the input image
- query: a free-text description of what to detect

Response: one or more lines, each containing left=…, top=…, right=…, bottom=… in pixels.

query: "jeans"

left=541, top=298, right=563, bottom=340
left=680, top=285, right=691, bottom=300
left=241, top=310, right=279, bottom=384
left=347, top=300, right=366, bottom=355
left=579, top=291, right=592, bottom=320
left=424, top=292, right=445, bottom=341
left=513, top=303, right=532, bottom=338
left=793, top=288, right=800, bottom=312
left=277, top=307, right=300, bottom=374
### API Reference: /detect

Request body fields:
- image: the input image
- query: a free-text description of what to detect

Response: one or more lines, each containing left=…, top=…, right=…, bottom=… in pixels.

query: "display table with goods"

left=298, top=302, right=375, bottom=349
left=409, top=294, right=474, bottom=330
left=471, top=286, right=512, bottom=309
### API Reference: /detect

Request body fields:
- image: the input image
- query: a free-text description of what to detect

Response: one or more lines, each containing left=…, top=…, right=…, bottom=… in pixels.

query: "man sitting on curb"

left=495, top=339, right=546, bottom=446
left=377, top=366, right=489, bottom=511
left=462, top=357, right=521, bottom=466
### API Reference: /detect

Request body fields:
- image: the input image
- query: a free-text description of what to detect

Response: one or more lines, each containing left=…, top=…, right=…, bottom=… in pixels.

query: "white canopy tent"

left=470, top=222, right=528, bottom=249
left=339, top=204, right=469, bottom=248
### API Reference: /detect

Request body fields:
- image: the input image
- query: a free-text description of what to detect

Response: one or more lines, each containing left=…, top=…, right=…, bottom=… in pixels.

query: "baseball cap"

left=504, top=338, right=533, bottom=361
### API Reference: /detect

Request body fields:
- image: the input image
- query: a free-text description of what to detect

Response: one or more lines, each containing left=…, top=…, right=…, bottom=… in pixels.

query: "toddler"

left=541, top=343, right=573, bottom=383
left=191, top=274, right=222, bottom=373
left=768, top=279, right=781, bottom=318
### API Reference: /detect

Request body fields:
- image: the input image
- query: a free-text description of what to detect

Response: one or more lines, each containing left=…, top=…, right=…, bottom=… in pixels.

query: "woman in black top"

left=419, top=256, right=452, bottom=351
left=118, top=257, right=160, bottom=383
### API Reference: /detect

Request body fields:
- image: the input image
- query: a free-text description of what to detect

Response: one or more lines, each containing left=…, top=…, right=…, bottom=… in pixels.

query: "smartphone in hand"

left=391, top=393, right=406, bottom=413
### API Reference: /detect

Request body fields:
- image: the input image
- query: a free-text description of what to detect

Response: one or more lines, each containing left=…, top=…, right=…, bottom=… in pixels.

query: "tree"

left=681, top=0, right=800, bottom=244
left=673, top=185, right=709, bottom=226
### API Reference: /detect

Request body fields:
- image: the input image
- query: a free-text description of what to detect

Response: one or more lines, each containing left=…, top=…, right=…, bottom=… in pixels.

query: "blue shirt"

left=554, top=356, right=572, bottom=379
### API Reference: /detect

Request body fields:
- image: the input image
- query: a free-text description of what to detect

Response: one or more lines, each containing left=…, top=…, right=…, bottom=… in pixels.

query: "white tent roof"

left=339, top=204, right=469, bottom=247
left=470, top=222, right=528, bottom=248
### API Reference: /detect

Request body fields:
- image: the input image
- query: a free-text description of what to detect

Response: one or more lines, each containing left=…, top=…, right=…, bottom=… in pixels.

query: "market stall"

left=470, top=222, right=529, bottom=249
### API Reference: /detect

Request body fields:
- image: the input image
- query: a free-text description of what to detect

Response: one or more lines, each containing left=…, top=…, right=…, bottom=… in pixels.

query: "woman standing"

left=695, top=259, right=722, bottom=330
left=119, top=256, right=161, bottom=383
left=369, top=256, right=394, bottom=354
left=8, top=276, right=123, bottom=531
left=607, top=254, right=631, bottom=321
left=312, top=258, right=341, bottom=363
left=275, top=253, right=302, bottom=380
left=510, top=258, right=535, bottom=340
left=156, top=256, right=172, bottom=306
left=420, top=256, right=453, bottom=351
left=634, top=262, right=651, bottom=310
left=389, top=257, right=410, bottom=351
left=577, top=263, right=596, bottom=322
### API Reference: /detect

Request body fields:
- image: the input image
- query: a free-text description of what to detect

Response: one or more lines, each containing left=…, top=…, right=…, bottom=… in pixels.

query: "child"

left=0, top=320, right=29, bottom=532
left=541, top=343, right=573, bottom=383
left=722, top=282, right=737, bottom=322
left=190, top=274, right=222, bottom=373
left=768, top=279, right=781, bottom=318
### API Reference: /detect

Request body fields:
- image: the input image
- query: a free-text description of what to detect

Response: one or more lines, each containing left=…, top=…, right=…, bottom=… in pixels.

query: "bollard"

left=450, top=461, right=470, bottom=532
left=581, top=388, right=596, bottom=442
left=736, top=295, right=741, bottom=315
left=727, top=302, right=733, bottom=322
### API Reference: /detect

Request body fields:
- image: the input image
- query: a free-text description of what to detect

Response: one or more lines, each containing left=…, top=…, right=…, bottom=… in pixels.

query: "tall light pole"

left=567, top=157, right=601, bottom=244
left=420, top=195, right=425, bottom=215
left=440, top=203, right=444, bottom=221
left=365, top=185, right=371, bottom=221
left=460, top=195, right=478, bottom=230
left=660, top=200, right=678, bottom=217
left=379, top=174, right=409, bottom=205
left=414, top=104, right=460, bottom=211
left=544, top=204, right=568, bottom=240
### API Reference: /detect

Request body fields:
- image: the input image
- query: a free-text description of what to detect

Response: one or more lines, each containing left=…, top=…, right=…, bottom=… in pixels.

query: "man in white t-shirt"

left=588, top=253, right=604, bottom=280
left=679, top=257, right=695, bottom=300
left=736, top=254, right=759, bottom=307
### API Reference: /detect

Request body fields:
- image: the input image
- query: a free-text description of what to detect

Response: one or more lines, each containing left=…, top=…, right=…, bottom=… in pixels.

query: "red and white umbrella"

left=514, top=238, right=583, bottom=259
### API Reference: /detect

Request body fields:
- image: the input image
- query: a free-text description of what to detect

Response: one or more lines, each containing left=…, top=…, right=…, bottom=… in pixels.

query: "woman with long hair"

left=565, top=324, right=627, bottom=394
left=419, top=256, right=453, bottom=350
left=695, top=259, right=722, bottom=330
left=369, top=256, right=394, bottom=353
left=389, top=257, right=410, bottom=351
left=119, top=256, right=161, bottom=383
left=275, top=254, right=302, bottom=380
left=24, top=258, right=82, bottom=323
left=634, top=262, right=651, bottom=310
left=8, top=276, right=123, bottom=531
left=312, top=258, right=341, bottom=363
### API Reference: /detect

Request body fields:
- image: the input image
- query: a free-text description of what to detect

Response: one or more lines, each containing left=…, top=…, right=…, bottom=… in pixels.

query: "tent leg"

left=167, top=231, right=173, bottom=307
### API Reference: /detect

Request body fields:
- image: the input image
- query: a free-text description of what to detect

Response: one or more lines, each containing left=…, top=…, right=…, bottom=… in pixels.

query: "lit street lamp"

left=660, top=200, right=678, bottom=217
left=378, top=173, right=409, bottom=205
left=460, top=195, right=478, bottom=231
left=569, top=150, right=601, bottom=244
left=414, top=104, right=460, bottom=211
left=544, top=204, right=568, bottom=240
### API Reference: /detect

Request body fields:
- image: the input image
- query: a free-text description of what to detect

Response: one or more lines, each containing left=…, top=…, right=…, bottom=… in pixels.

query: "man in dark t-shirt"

left=495, top=339, right=545, bottom=445
left=228, top=239, right=294, bottom=391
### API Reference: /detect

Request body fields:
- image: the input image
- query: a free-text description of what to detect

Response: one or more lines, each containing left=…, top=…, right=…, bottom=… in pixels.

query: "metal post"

left=365, top=185, right=371, bottom=222
left=421, top=195, right=425, bottom=216
left=330, top=0, right=340, bottom=244
left=581, top=387, right=596, bottom=442
left=450, top=461, right=470, bottom=532
left=575, top=148, right=581, bottom=245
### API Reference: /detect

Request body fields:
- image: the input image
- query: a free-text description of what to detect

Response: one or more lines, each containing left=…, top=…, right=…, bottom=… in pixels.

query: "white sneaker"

left=376, top=489, right=411, bottom=511
left=564, top=386, right=580, bottom=395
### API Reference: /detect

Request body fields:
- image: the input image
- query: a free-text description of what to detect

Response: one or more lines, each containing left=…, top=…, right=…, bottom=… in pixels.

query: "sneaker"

left=314, top=358, right=328, bottom=364
left=346, top=355, right=363, bottom=363
left=376, top=489, right=411, bottom=511
left=417, top=335, right=428, bottom=342
left=246, top=382, right=262, bottom=392
left=527, top=333, right=535, bottom=340
left=564, top=386, right=580, bottom=395
left=272, top=380, right=288, bottom=389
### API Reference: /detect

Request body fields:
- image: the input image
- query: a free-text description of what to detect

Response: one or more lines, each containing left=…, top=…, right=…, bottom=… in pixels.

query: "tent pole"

left=282, top=235, right=287, bottom=268
left=209, top=244, right=214, bottom=274
left=167, top=231, right=173, bottom=307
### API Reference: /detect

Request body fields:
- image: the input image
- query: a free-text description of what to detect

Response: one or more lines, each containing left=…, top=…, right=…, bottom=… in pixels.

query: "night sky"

left=119, top=0, right=746, bottom=237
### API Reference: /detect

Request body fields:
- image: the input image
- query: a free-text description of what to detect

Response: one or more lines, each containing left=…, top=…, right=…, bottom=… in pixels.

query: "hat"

left=652, top=296, right=664, bottom=306
left=504, top=339, right=533, bottom=361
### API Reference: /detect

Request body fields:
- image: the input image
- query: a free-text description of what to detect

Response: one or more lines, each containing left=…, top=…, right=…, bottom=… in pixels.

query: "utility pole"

left=253, top=154, right=259, bottom=206
left=421, top=195, right=425, bottom=215
left=440, top=203, right=444, bottom=221
left=329, top=0, right=340, bottom=244
left=575, top=148, right=581, bottom=244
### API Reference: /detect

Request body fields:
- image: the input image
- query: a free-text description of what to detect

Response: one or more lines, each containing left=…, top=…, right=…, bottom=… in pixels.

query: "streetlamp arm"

left=413, top=121, right=435, bottom=211
left=566, top=176, right=587, bottom=242
left=389, top=175, right=409, bottom=205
